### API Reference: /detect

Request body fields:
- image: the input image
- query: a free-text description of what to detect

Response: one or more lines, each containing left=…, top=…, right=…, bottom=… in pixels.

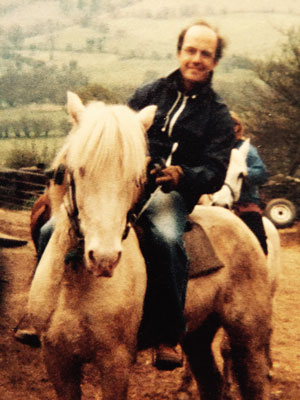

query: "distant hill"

left=1, top=0, right=300, bottom=97
left=1, top=0, right=300, bottom=30
left=1, top=0, right=300, bottom=59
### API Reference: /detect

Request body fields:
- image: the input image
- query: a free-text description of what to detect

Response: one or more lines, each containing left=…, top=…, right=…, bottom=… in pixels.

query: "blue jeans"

left=139, top=190, right=189, bottom=346
left=37, top=216, right=55, bottom=262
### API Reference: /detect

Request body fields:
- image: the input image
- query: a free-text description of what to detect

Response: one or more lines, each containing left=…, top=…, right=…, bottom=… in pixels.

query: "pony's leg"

left=220, top=331, right=234, bottom=400
left=27, top=231, right=66, bottom=332
left=227, top=327, right=271, bottom=400
left=43, top=342, right=82, bottom=400
left=182, top=316, right=223, bottom=400
left=14, top=231, right=65, bottom=346
left=96, top=345, right=135, bottom=400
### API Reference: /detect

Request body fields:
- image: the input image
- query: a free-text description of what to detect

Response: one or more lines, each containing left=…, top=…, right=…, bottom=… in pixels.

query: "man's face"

left=177, top=25, right=218, bottom=90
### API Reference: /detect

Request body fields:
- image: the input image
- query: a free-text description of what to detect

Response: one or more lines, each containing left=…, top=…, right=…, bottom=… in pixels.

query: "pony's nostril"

left=88, top=250, right=96, bottom=262
left=225, top=205, right=229, bottom=209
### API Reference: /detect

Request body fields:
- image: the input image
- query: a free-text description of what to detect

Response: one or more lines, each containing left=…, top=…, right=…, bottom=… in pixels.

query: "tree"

left=76, top=83, right=119, bottom=104
left=0, top=64, right=89, bottom=106
left=245, top=27, right=300, bottom=176
left=20, top=117, right=32, bottom=138
left=32, top=118, right=54, bottom=138
left=0, top=68, right=24, bottom=106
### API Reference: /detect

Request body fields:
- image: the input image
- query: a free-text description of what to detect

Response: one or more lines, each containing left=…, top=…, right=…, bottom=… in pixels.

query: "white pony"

left=198, top=139, right=281, bottom=397
left=20, top=94, right=274, bottom=400
left=200, top=139, right=281, bottom=295
left=211, top=139, right=250, bottom=209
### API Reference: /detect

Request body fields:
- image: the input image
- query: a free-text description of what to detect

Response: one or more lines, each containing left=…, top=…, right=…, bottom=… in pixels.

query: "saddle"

left=184, top=219, right=224, bottom=278
left=135, top=217, right=224, bottom=280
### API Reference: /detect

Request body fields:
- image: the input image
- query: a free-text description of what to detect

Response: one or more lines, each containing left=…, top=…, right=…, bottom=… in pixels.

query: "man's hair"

left=230, top=111, right=245, bottom=140
left=177, top=20, right=227, bottom=62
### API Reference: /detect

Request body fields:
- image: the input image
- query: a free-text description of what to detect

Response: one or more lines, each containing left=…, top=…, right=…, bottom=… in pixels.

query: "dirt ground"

left=0, top=208, right=299, bottom=399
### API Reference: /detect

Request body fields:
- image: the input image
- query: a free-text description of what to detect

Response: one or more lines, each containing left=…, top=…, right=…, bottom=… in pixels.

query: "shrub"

left=4, top=141, right=58, bottom=169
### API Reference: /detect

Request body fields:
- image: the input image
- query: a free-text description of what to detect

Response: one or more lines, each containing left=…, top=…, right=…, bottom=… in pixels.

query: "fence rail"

left=0, top=167, right=47, bottom=210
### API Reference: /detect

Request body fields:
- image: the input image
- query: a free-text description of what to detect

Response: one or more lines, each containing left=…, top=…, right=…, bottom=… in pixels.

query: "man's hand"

left=154, top=165, right=184, bottom=193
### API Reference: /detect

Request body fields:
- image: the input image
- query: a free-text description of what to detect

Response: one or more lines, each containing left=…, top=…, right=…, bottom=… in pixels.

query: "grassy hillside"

left=2, top=1, right=300, bottom=58
left=0, top=2, right=298, bottom=127
left=2, top=0, right=300, bottom=29
left=1, top=1, right=300, bottom=106
left=1, top=1, right=299, bottom=96
left=0, top=1, right=300, bottom=171
left=9, top=12, right=299, bottom=93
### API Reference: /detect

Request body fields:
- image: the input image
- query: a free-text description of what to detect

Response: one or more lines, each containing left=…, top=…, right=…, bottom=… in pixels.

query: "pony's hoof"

left=13, top=328, right=41, bottom=348
left=153, top=344, right=183, bottom=371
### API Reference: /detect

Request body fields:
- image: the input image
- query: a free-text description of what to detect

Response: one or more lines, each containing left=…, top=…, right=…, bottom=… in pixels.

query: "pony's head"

left=212, top=139, right=249, bottom=208
left=54, top=92, right=156, bottom=277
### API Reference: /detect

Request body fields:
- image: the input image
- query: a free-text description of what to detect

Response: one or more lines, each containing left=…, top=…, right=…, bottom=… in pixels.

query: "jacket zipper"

left=161, top=91, right=182, bottom=133
left=167, top=94, right=188, bottom=137
left=161, top=91, right=190, bottom=137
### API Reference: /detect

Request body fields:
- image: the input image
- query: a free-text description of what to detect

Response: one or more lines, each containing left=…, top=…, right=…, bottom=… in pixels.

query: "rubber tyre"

left=264, top=198, right=297, bottom=228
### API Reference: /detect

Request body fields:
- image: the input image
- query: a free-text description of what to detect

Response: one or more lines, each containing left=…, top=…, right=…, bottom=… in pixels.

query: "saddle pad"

left=184, top=220, right=224, bottom=278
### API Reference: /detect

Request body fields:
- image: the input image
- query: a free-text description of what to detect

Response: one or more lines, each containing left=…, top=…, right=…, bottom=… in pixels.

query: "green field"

left=0, top=105, right=67, bottom=168
left=0, top=104, right=66, bottom=121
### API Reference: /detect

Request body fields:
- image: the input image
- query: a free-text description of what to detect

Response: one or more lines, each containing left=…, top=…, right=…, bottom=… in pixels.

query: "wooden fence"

left=0, top=167, right=299, bottom=219
left=0, top=167, right=47, bottom=210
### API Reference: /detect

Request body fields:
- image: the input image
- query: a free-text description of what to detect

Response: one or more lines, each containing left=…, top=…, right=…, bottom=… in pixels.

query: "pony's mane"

left=53, top=101, right=147, bottom=186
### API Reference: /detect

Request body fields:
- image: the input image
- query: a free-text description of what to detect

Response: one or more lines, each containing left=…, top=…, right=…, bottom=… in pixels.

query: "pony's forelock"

left=65, top=102, right=147, bottom=186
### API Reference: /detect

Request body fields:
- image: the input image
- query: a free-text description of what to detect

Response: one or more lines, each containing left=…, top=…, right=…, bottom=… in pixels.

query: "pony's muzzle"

left=87, top=249, right=122, bottom=277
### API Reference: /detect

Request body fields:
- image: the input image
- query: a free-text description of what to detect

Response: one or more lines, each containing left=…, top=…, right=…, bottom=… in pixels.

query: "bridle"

left=64, top=170, right=83, bottom=240
left=62, top=168, right=137, bottom=244
left=223, top=182, right=237, bottom=202
left=46, top=165, right=84, bottom=238
left=223, top=170, right=245, bottom=204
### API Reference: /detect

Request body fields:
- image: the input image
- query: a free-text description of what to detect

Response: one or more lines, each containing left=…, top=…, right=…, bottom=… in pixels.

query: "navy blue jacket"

left=128, top=69, right=235, bottom=211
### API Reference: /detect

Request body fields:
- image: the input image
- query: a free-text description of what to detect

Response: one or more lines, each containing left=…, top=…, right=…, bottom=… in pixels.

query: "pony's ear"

left=138, top=105, right=157, bottom=131
left=239, top=138, right=250, bottom=158
left=67, top=91, right=85, bottom=125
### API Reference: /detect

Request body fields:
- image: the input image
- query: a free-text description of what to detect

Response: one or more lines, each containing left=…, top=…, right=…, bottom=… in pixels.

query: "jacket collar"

left=166, top=69, right=213, bottom=97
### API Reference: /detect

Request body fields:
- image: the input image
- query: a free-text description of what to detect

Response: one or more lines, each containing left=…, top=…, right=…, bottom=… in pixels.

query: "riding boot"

left=154, top=343, right=183, bottom=370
